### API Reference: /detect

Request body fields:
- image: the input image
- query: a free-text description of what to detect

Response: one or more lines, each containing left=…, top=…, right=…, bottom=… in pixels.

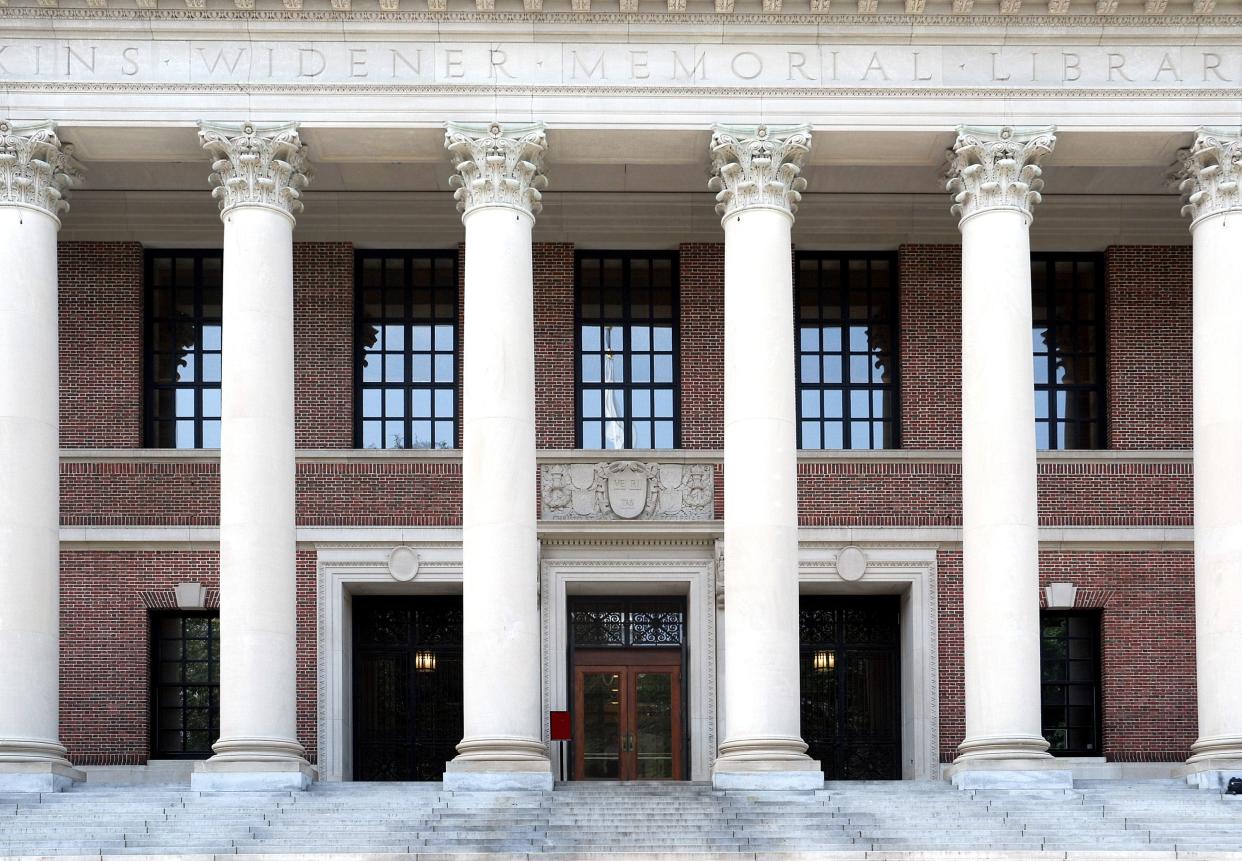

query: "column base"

left=0, top=761, right=86, bottom=793
left=1183, top=736, right=1242, bottom=790
left=191, top=758, right=316, bottom=791
left=711, top=735, right=824, bottom=790
left=947, top=734, right=1071, bottom=789
left=443, top=735, right=553, bottom=791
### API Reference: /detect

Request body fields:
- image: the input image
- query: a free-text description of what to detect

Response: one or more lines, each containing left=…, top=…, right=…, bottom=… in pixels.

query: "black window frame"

left=1031, top=252, right=1108, bottom=451
left=794, top=251, right=900, bottom=450
left=143, top=249, right=224, bottom=449
left=574, top=250, right=682, bottom=450
left=1039, top=609, right=1103, bottom=757
left=353, top=249, right=460, bottom=450
left=149, top=609, right=221, bottom=760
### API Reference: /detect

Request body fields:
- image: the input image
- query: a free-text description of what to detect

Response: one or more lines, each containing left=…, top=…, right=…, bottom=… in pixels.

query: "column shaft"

left=0, top=120, right=83, bottom=792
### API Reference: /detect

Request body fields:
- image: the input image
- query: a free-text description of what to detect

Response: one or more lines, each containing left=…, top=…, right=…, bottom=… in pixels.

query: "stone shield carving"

left=541, top=461, right=715, bottom=521
left=605, top=462, right=650, bottom=519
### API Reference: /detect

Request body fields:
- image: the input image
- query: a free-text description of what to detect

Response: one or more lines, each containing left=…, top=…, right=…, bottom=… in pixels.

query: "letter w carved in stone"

left=197, top=47, right=248, bottom=75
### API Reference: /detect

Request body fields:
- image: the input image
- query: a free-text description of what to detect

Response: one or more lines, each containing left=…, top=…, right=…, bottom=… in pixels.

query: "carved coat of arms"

left=541, top=461, right=714, bottom=521
left=604, top=462, right=651, bottom=519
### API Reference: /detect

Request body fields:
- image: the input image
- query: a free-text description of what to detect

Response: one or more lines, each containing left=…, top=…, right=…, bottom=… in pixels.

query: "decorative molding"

left=1175, top=129, right=1242, bottom=227
left=857, top=0, right=877, bottom=10
left=905, top=0, right=924, bottom=12
left=1095, top=0, right=1117, bottom=11
left=1000, top=0, right=1021, bottom=10
left=763, top=0, right=781, bottom=9
left=1145, top=0, right=1168, bottom=9
left=810, top=0, right=830, bottom=9
left=197, top=121, right=311, bottom=221
left=1048, top=0, right=1070, bottom=11
left=1193, top=0, right=1215, bottom=11
left=571, top=0, right=589, bottom=9
left=945, top=125, right=1056, bottom=225
left=667, top=0, right=687, bottom=10
left=952, top=0, right=974, bottom=9
left=0, top=120, right=83, bottom=221
left=709, top=123, right=811, bottom=221
left=444, top=121, right=547, bottom=218
left=542, top=461, right=714, bottom=521
left=715, top=0, right=735, bottom=9
left=140, top=585, right=220, bottom=609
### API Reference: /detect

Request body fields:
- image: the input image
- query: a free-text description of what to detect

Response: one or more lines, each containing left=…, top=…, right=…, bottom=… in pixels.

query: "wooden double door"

left=573, top=650, right=683, bottom=781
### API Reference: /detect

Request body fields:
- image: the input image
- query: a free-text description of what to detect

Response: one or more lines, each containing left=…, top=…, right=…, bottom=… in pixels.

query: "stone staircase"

left=2, top=778, right=1241, bottom=858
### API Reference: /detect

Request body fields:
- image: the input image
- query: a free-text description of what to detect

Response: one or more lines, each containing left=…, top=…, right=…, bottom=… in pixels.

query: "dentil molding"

left=944, top=124, right=1057, bottom=224
left=198, top=121, right=312, bottom=220
left=708, top=123, right=811, bottom=220
left=444, top=121, right=548, bottom=219
left=1175, top=128, right=1242, bottom=227
left=0, top=119, right=82, bottom=221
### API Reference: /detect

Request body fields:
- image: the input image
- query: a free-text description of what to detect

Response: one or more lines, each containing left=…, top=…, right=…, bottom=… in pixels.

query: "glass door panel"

left=632, top=670, right=678, bottom=779
left=577, top=670, right=623, bottom=779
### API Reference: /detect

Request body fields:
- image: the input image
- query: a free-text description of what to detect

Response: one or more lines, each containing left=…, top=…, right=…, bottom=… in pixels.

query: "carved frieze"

left=541, top=461, right=715, bottom=521
left=708, top=123, right=812, bottom=220
left=0, top=119, right=82, bottom=220
left=1174, top=129, right=1242, bottom=226
left=944, top=124, right=1056, bottom=224
left=198, top=121, right=312, bottom=220
left=444, top=121, right=548, bottom=218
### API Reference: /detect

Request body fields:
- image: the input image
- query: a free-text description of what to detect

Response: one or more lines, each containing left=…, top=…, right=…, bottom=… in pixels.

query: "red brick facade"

left=54, top=240, right=1198, bottom=769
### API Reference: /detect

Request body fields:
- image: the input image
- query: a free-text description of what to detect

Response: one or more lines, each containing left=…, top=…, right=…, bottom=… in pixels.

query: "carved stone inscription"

left=542, top=461, right=714, bottom=521
left=0, top=40, right=1239, bottom=89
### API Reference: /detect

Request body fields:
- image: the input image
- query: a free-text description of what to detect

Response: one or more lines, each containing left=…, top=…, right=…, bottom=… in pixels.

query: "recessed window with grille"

left=356, top=251, right=458, bottom=449
left=1040, top=610, right=1102, bottom=756
left=144, top=251, right=223, bottom=448
left=1032, top=254, right=1106, bottom=449
left=150, top=611, right=220, bottom=759
left=796, top=253, right=898, bottom=450
left=576, top=252, right=680, bottom=450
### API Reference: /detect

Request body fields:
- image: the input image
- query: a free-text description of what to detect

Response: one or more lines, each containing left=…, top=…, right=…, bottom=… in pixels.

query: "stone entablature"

left=541, top=460, right=715, bottom=520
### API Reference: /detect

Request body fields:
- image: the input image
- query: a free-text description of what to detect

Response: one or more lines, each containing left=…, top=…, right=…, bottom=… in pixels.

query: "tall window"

left=356, top=251, right=458, bottom=449
left=576, top=252, right=679, bottom=449
left=145, top=251, right=223, bottom=448
left=151, top=611, right=220, bottom=758
left=796, top=253, right=898, bottom=449
left=1039, top=610, right=1102, bottom=755
left=1032, top=254, right=1106, bottom=449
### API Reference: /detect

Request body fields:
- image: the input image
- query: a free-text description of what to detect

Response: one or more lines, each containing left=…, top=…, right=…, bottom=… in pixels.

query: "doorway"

left=800, top=594, right=902, bottom=779
left=568, top=597, right=688, bottom=780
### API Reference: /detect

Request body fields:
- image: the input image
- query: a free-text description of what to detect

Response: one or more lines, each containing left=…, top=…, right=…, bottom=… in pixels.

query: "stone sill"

left=59, top=447, right=1193, bottom=465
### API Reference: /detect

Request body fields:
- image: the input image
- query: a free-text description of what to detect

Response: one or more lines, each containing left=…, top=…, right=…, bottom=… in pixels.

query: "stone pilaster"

left=943, top=126, right=1071, bottom=790
left=1175, top=129, right=1242, bottom=790
left=191, top=121, right=314, bottom=791
left=0, top=120, right=85, bottom=792
left=709, top=124, right=822, bottom=791
left=443, top=122, right=553, bottom=791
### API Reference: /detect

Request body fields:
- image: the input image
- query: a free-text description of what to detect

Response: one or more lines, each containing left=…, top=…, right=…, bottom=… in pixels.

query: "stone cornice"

left=198, top=121, right=311, bottom=221
left=709, top=123, right=811, bottom=220
left=0, top=119, right=83, bottom=222
left=944, top=124, right=1056, bottom=225
left=445, top=121, right=548, bottom=219
left=1175, top=128, right=1242, bottom=227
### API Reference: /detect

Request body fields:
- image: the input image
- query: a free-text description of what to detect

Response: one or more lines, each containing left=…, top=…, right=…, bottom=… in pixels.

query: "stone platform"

left=2, top=779, right=1241, bottom=859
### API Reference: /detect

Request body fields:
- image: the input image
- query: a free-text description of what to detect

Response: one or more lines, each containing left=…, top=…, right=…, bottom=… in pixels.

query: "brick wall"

left=59, top=242, right=144, bottom=448
left=898, top=245, right=962, bottom=450
left=294, top=243, right=354, bottom=449
left=533, top=243, right=576, bottom=449
left=1106, top=246, right=1192, bottom=450
left=937, top=549, right=1196, bottom=764
left=680, top=244, right=725, bottom=450
left=60, top=549, right=317, bottom=765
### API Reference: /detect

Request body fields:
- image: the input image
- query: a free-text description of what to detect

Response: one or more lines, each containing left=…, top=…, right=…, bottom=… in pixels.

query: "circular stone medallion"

left=836, top=545, right=868, bottom=582
left=388, top=546, right=420, bottom=582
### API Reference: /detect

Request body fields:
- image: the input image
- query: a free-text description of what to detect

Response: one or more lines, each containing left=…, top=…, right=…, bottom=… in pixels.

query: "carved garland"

left=0, top=119, right=83, bottom=220
left=944, top=124, right=1056, bottom=223
left=1175, top=129, right=1242, bottom=226
left=198, top=120, right=312, bottom=219
left=709, top=123, right=812, bottom=219
left=444, top=121, right=548, bottom=218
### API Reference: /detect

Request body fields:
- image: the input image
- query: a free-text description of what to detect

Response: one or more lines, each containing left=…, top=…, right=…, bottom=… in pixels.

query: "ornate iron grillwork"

left=570, top=599, right=684, bottom=648
left=352, top=596, right=463, bottom=781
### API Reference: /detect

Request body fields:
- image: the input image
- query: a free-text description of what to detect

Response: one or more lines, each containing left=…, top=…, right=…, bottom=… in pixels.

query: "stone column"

left=0, top=120, right=85, bottom=793
left=943, top=126, right=1069, bottom=789
left=191, top=122, right=314, bottom=791
left=443, top=122, right=552, bottom=791
left=709, top=124, right=822, bottom=791
left=1176, top=130, right=1242, bottom=791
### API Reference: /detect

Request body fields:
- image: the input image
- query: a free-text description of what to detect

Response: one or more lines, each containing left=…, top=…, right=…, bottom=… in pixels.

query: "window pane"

left=1033, top=256, right=1104, bottom=450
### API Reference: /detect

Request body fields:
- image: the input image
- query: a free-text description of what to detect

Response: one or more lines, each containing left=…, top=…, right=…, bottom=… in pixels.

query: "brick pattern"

left=533, top=243, right=576, bottom=449
left=1106, top=246, right=1192, bottom=450
left=679, top=244, right=725, bottom=451
left=897, top=245, right=962, bottom=450
left=938, top=549, right=1196, bottom=764
left=60, top=549, right=317, bottom=766
left=58, top=242, right=144, bottom=448
left=294, top=243, right=354, bottom=449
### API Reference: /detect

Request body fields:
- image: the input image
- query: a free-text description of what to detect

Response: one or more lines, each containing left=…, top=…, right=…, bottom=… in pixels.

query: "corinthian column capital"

left=444, top=121, right=548, bottom=219
left=1175, top=129, right=1242, bottom=228
left=708, top=124, right=812, bottom=221
left=0, top=120, right=83, bottom=223
left=198, top=121, right=312, bottom=222
left=945, top=125, right=1056, bottom=225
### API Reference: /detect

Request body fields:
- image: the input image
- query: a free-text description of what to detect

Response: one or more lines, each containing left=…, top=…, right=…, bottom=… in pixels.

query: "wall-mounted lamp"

left=813, top=650, right=836, bottom=673
left=414, top=650, right=437, bottom=673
